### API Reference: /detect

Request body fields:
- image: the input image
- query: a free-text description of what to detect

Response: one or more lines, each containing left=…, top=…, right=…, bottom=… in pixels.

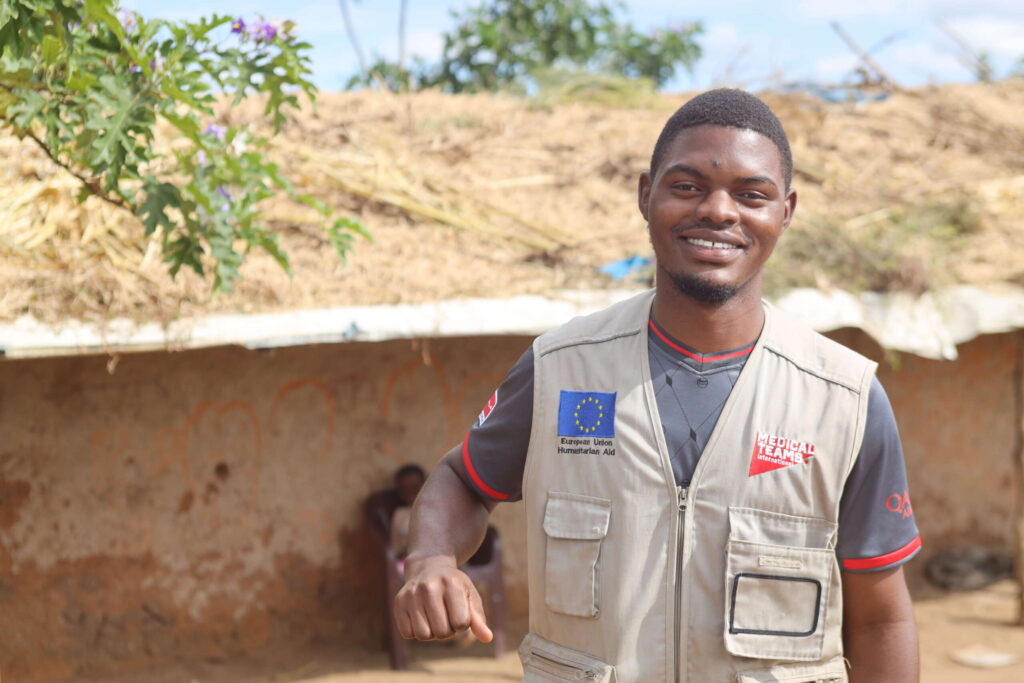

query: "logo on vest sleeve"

left=748, top=432, right=816, bottom=476
left=477, top=389, right=498, bottom=426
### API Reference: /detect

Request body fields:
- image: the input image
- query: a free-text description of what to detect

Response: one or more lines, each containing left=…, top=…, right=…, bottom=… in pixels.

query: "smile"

left=684, top=237, right=740, bottom=250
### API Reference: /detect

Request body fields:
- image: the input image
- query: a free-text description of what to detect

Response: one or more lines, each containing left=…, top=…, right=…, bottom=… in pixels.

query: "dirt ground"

left=73, top=580, right=1024, bottom=683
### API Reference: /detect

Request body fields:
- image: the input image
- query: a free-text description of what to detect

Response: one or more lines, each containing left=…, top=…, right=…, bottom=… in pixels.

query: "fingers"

left=395, top=607, right=415, bottom=640
left=396, top=570, right=484, bottom=641
left=468, top=582, right=494, bottom=643
left=423, top=581, right=454, bottom=638
left=444, top=579, right=473, bottom=633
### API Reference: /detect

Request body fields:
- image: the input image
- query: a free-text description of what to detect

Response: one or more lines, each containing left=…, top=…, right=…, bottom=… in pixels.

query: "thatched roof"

left=2, top=81, right=1023, bottom=326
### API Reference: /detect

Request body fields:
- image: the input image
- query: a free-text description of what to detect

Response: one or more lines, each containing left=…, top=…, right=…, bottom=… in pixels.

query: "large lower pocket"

left=724, top=508, right=837, bottom=662
left=519, top=632, right=616, bottom=682
left=735, top=656, right=848, bottom=682
left=542, top=491, right=611, bottom=618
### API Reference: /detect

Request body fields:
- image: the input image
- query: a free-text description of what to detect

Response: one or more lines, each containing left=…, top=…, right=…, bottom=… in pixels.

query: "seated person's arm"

left=394, top=447, right=496, bottom=642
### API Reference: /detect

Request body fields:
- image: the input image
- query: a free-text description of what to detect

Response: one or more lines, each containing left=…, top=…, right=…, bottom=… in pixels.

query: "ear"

left=638, top=172, right=652, bottom=222
left=781, top=188, right=797, bottom=233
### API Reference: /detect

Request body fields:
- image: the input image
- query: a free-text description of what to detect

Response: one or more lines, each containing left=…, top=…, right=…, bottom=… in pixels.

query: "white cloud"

left=925, top=0, right=1024, bottom=18
left=883, top=39, right=968, bottom=79
left=405, top=30, right=445, bottom=62
left=796, top=0, right=912, bottom=21
left=944, top=16, right=1024, bottom=59
left=812, top=54, right=860, bottom=80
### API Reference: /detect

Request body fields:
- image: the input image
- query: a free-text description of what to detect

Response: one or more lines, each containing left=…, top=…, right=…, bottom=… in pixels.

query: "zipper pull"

left=678, top=486, right=688, bottom=511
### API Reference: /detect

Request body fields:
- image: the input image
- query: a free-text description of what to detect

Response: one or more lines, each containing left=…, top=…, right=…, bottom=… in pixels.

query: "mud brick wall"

left=0, top=330, right=1019, bottom=681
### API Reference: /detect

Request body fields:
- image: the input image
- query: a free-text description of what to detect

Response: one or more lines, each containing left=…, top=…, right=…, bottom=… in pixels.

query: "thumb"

left=467, top=583, right=493, bottom=643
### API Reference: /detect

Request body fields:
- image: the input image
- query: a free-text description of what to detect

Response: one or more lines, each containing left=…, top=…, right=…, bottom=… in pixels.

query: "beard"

left=665, top=268, right=739, bottom=304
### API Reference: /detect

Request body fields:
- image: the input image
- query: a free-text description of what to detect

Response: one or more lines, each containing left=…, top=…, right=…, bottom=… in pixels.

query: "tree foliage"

left=0, top=0, right=367, bottom=292
left=349, top=0, right=701, bottom=93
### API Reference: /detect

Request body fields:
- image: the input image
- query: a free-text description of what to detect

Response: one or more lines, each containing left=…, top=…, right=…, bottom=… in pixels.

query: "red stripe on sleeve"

left=842, top=535, right=921, bottom=571
left=461, top=432, right=509, bottom=501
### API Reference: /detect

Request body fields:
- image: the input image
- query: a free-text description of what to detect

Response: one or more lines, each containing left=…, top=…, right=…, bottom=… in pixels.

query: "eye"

left=671, top=182, right=700, bottom=192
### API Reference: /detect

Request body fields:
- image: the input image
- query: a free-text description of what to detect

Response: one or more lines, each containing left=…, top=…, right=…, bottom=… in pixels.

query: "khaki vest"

left=518, top=290, right=875, bottom=683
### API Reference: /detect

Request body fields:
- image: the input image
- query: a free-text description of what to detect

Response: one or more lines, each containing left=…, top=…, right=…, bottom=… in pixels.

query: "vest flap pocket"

left=519, top=632, right=616, bottom=682
left=729, top=507, right=836, bottom=549
left=543, top=491, right=611, bottom=618
left=543, top=491, right=611, bottom=540
left=736, top=656, right=847, bottom=682
left=724, top=540, right=833, bottom=662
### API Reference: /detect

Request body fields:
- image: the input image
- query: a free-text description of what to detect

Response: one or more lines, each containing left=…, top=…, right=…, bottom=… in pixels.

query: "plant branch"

left=24, top=129, right=130, bottom=210
left=337, top=0, right=367, bottom=73
left=398, top=0, right=408, bottom=71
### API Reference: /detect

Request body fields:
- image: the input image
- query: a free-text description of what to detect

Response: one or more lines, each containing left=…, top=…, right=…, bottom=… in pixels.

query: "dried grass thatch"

left=2, top=80, right=1023, bottom=325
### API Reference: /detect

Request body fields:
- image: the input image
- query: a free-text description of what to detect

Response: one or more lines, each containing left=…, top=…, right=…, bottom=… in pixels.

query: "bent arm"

left=394, top=447, right=496, bottom=642
left=842, top=566, right=919, bottom=682
left=406, top=447, right=496, bottom=567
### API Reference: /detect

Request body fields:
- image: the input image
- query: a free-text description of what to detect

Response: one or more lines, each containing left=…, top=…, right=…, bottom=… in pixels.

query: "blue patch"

left=557, top=391, right=616, bottom=438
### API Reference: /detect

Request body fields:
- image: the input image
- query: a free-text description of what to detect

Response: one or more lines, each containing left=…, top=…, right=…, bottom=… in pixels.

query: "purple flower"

left=118, top=9, right=138, bottom=34
left=230, top=18, right=246, bottom=34
left=215, top=187, right=233, bottom=210
left=261, top=23, right=278, bottom=41
left=203, top=124, right=227, bottom=141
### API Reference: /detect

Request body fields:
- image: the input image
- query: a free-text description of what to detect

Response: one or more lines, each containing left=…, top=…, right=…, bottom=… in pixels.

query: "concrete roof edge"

left=1, top=285, right=1022, bottom=361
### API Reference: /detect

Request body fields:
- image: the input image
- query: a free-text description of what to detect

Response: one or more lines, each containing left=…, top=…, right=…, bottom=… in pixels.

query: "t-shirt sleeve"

left=454, top=346, right=534, bottom=502
left=836, top=376, right=922, bottom=573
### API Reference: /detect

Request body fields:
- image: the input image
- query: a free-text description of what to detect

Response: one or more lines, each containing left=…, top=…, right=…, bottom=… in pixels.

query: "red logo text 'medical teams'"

left=748, top=432, right=816, bottom=476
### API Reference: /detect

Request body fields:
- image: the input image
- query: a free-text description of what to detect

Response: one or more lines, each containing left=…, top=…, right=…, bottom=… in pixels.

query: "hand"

left=394, top=554, right=493, bottom=643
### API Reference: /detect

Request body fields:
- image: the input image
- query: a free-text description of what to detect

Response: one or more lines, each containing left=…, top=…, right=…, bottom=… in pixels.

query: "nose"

left=695, top=188, right=739, bottom=226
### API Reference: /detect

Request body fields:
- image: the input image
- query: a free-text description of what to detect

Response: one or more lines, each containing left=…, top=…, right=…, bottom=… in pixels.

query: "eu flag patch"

left=557, top=390, right=616, bottom=438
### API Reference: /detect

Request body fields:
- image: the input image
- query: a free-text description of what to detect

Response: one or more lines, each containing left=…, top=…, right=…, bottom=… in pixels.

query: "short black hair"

left=395, top=463, right=426, bottom=482
left=649, top=88, right=793, bottom=189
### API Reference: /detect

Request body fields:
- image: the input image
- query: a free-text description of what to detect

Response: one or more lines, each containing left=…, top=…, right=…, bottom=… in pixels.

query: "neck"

left=651, top=272, right=765, bottom=352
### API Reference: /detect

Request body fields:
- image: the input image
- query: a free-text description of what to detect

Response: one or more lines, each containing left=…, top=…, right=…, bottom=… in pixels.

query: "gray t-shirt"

left=456, top=317, right=921, bottom=573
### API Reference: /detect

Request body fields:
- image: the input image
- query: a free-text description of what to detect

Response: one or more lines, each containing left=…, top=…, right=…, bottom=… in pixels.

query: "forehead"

left=658, top=124, right=785, bottom=183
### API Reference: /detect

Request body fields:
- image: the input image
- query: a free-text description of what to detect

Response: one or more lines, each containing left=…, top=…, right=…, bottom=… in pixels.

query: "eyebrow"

left=739, top=175, right=779, bottom=190
left=662, top=163, right=708, bottom=180
left=661, top=165, right=780, bottom=191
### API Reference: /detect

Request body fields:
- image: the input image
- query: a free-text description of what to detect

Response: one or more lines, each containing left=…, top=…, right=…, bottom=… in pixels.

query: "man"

left=395, top=89, right=921, bottom=682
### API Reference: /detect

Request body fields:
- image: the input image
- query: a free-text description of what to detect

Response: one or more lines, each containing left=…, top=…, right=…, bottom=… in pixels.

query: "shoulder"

left=535, top=290, right=654, bottom=358
left=763, top=304, right=877, bottom=393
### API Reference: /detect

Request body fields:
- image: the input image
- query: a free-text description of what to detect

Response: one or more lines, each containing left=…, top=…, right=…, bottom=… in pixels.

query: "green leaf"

left=40, top=34, right=61, bottom=64
left=140, top=181, right=181, bottom=235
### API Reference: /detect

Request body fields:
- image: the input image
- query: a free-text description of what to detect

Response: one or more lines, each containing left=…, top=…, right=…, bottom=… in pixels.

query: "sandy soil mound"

left=2, top=81, right=1022, bottom=324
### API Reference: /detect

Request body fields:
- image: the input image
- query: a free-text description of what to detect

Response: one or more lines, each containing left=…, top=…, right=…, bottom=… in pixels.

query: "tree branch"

left=23, top=129, right=130, bottom=210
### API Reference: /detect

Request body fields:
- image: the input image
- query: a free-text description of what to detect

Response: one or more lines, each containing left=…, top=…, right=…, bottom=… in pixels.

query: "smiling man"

left=395, top=89, right=921, bottom=682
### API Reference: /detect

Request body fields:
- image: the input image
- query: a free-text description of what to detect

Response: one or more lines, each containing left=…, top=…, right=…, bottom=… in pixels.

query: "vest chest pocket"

left=542, top=491, right=612, bottom=618
left=724, top=508, right=838, bottom=663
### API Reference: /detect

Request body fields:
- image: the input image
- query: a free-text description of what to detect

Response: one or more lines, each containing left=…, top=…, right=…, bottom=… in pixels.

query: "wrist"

left=403, top=552, right=457, bottom=577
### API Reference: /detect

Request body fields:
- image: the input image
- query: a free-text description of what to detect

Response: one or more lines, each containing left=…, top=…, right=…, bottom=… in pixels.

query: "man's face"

left=638, top=124, right=796, bottom=303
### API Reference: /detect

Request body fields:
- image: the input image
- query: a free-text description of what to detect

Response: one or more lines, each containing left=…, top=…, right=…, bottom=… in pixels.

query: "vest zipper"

left=674, top=486, right=688, bottom=683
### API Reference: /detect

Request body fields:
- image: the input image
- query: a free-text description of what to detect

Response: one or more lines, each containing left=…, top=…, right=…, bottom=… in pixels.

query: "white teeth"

left=686, top=237, right=738, bottom=249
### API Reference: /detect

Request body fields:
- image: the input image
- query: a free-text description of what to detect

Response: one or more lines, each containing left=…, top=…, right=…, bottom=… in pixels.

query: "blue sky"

left=122, top=0, right=1024, bottom=92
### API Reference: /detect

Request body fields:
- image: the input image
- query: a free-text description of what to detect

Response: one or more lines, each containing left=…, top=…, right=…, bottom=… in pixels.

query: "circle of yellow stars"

left=574, top=396, right=605, bottom=434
